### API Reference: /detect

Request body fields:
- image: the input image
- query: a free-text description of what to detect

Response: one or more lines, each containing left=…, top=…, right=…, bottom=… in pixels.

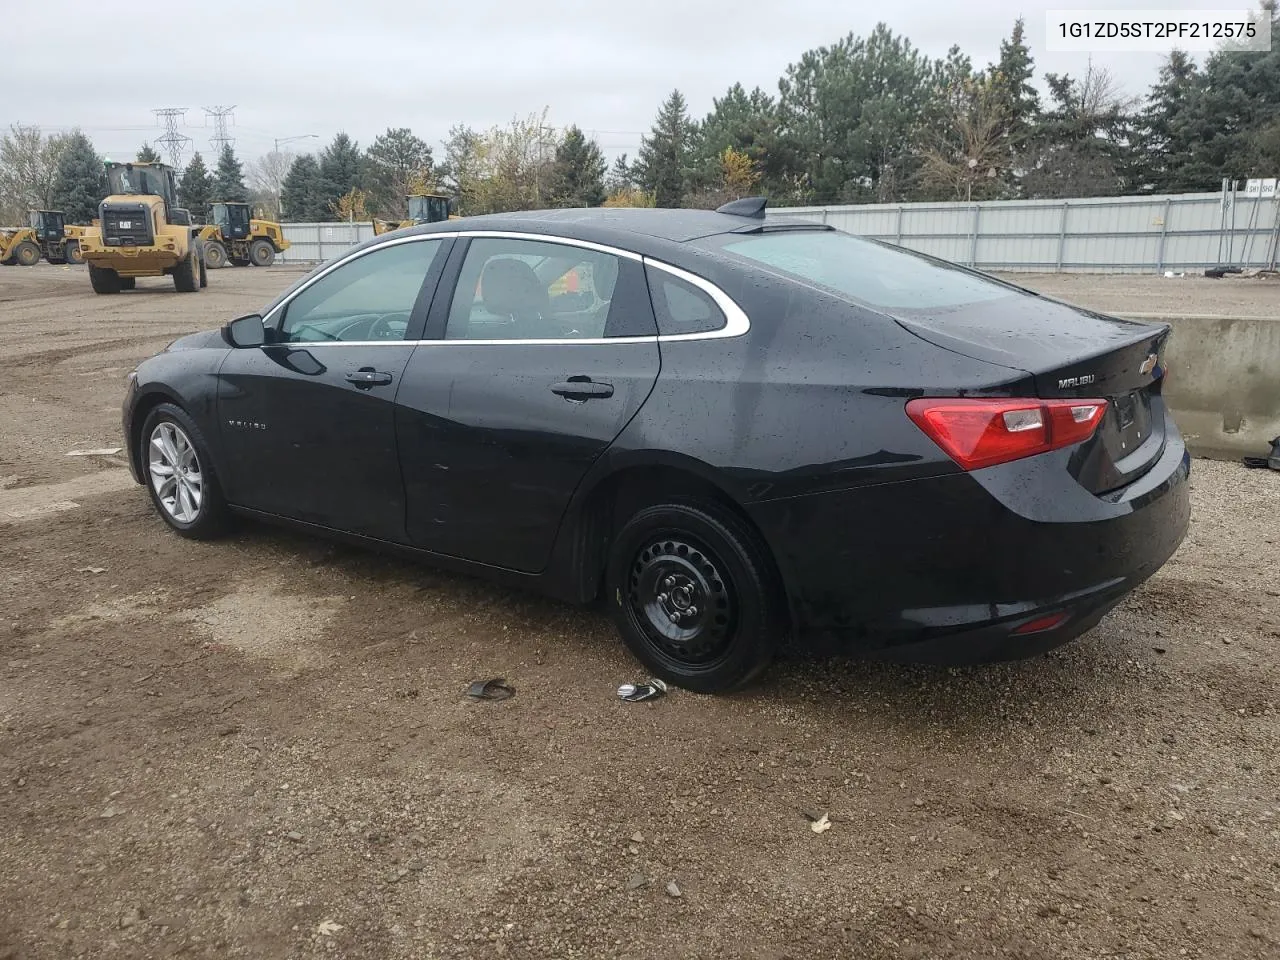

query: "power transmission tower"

left=204, top=105, right=236, bottom=154
left=153, top=108, right=193, bottom=167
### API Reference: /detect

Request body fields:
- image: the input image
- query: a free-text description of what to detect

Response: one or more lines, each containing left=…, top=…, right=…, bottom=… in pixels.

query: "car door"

left=216, top=235, right=450, bottom=542
left=395, top=234, right=661, bottom=572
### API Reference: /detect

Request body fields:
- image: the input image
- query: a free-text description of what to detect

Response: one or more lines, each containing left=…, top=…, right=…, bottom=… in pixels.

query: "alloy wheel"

left=148, top=421, right=203, bottom=523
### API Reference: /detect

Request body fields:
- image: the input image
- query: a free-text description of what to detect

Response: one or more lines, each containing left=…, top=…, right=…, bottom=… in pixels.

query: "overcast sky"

left=3, top=1, right=1237, bottom=166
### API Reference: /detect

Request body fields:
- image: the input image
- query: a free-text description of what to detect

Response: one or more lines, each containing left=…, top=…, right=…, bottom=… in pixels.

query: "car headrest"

left=481, top=258, right=547, bottom=319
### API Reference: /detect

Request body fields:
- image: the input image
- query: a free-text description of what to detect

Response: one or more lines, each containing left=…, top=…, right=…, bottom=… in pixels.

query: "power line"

left=203, top=105, right=236, bottom=153
left=152, top=107, right=192, bottom=167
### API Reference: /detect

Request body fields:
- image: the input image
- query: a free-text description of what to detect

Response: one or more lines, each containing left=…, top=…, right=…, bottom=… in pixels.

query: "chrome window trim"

left=262, top=230, right=752, bottom=347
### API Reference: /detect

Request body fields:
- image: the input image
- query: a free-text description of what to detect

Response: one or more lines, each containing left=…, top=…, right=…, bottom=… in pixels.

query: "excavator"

left=371, top=192, right=458, bottom=235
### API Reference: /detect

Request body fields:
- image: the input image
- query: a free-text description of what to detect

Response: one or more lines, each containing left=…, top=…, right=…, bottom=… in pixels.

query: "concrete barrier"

left=1118, top=313, right=1280, bottom=461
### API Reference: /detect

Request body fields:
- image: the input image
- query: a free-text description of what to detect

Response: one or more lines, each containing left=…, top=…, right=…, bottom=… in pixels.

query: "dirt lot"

left=1, top=264, right=1278, bottom=960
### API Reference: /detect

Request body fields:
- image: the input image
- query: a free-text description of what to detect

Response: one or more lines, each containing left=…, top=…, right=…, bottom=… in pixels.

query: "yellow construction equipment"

left=77, top=161, right=207, bottom=294
left=1, top=212, right=89, bottom=265
left=0, top=225, right=41, bottom=266
left=196, top=201, right=291, bottom=268
left=372, top=192, right=458, bottom=235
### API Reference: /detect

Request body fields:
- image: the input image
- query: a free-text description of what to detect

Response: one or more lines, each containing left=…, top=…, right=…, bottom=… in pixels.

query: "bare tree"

left=0, top=124, right=68, bottom=224
left=920, top=74, right=1008, bottom=201
left=246, top=150, right=296, bottom=221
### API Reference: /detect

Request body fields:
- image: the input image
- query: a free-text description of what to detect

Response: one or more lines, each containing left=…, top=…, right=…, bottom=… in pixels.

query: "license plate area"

left=1114, top=393, right=1137, bottom=429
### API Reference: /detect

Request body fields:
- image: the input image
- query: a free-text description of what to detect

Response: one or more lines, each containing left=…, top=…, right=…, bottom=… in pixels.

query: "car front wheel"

left=605, top=501, right=784, bottom=693
left=141, top=403, right=229, bottom=539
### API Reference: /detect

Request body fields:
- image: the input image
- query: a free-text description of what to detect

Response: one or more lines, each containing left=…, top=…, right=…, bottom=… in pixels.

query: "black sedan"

left=122, top=197, right=1191, bottom=692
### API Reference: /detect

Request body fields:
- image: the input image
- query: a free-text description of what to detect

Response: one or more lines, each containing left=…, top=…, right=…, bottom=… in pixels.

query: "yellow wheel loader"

left=0, top=226, right=41, bottom=266
left=29, top=211, right=87, bottom=264
left=77, top=161, right=207, bottom=294
left=371, top=192, right=458, bottom=235
left=197, top=201, right=290, bottom=268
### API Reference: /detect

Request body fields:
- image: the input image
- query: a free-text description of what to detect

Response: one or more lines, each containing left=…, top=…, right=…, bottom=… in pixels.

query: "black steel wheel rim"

left=628, top=535, right=736, bottom=667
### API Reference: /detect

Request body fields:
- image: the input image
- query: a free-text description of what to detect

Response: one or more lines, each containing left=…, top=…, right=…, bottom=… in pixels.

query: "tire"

left=14, top=241, right=39, bottom=266
left=65, top=241, right=84, bottom=265
left=605, top=501, right=784, bottom=693
left=199, top=255, right=208, bottom=288
left=172, top=249, right=199, bottom=292
left=139, top=403, right=230, bottom=540
left=249, top=238, right=275, bottom=267
left=89, top=264, right=122, bottom=294
left=119, top=276, right=136, bottom=290
left=204, top=240, right=228, bottom=269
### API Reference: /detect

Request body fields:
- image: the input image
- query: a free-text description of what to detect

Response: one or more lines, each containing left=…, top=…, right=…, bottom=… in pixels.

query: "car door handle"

left=346, top=368, right=393, bottom=388
left=551, top=378, right=614, bottom=401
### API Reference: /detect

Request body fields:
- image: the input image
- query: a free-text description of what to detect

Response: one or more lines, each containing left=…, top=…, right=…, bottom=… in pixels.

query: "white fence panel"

left=277, top=222, right=376, bottom=264
left=770, top=192, right=1280, bottom=273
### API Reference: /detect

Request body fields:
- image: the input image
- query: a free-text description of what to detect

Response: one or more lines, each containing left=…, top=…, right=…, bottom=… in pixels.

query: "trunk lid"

left=891, top=293, right=1171, bottom=494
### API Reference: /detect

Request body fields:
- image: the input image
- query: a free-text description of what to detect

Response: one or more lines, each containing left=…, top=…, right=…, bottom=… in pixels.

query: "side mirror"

left=223, top=313, right=266, bottom=348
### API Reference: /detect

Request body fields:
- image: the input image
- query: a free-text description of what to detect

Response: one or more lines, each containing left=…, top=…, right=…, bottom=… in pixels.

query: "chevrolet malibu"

left=122, top=198, right=1191, bottom=692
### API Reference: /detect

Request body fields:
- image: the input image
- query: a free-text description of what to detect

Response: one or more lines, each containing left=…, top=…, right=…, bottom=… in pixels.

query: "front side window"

left=279, top=239, right=444, bottom=343
left=444, top=237, right=652, bottom=340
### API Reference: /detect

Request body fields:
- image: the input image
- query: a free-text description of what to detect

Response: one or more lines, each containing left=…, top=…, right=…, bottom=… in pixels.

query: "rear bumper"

left=748, top=409, right=1192, bottom=663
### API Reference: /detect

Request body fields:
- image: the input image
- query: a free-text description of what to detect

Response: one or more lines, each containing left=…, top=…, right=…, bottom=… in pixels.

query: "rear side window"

left=645, top=267, right=726, bottom=336
left=714, top=231, right=1014, bottom=311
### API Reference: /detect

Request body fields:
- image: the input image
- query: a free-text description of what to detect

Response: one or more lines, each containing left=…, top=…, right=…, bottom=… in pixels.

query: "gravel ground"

left=1, top=264, right=1277, bottom=960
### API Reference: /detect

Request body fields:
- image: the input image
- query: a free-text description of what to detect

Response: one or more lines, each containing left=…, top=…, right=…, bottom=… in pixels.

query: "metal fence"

left=276, top=190, right=1280, bottom=274
left=769, top=190, right=1280, bottom=274
left=277, top=222, right=376, bottom=264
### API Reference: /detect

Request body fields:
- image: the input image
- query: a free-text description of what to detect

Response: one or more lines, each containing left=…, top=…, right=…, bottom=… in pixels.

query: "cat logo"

left=1139, top=353, right=1159, bottom=375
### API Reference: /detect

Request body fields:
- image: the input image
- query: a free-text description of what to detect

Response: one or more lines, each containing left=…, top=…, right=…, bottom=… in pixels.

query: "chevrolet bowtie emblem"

left=1139, top=353, right=1158, bottom=375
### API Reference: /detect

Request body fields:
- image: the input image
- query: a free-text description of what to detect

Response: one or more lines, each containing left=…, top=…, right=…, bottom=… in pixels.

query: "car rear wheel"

left=605, top=501, right=783, bottom=693
left=249, top=238, right=275, bottom=267
left=141, top=403, right=229, bottom=540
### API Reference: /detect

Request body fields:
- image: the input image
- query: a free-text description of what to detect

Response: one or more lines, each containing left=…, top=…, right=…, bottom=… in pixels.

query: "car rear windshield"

left=710, top=231, right=1017, bottom=311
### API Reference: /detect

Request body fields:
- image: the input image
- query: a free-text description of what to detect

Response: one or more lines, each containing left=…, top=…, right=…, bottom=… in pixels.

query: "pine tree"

left=607, top=154, right=633, bottom=192
left=990, top=19, right=1041, bottom=152
left=212, top=144, right=248, bottom=202
left=636, top=90, right=693, bottom=207
left=365, top=127, right=433, bottom=216
left=178, top=152, right=213, bottom=219
left=548, top=126, right=607, bottom=207
left=136, top=142, right=162, bottom=163
left=50, top=131, right=107, bottom=223
left=319, top=133, right=363, bottom=218
left=280, top=154, right=324, bottom=221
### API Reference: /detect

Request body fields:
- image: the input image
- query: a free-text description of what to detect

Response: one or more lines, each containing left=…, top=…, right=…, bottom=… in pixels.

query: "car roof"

left=401, top=206, right=823, bottom=247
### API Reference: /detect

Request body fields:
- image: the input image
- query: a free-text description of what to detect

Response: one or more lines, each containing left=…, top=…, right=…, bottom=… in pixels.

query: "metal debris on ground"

left=465, top=678, right=515, bottom=701
left=65, top=447, right=123, bottom=457
left=617, top=678, right=668, bottom=702
left=75, top=566, right=107, bottom=574
left=1241, top=436, right=1280, bottom=471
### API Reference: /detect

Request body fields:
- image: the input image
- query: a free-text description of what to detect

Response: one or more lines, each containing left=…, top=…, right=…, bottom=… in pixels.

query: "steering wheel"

left=367, top=314, right=401, bottom=340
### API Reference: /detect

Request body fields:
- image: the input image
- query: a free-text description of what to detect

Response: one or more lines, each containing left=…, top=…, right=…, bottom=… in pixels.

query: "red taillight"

left=1011, top=611, right=1071, bottom=635
left=905, top=397, right=1107, bottom=471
